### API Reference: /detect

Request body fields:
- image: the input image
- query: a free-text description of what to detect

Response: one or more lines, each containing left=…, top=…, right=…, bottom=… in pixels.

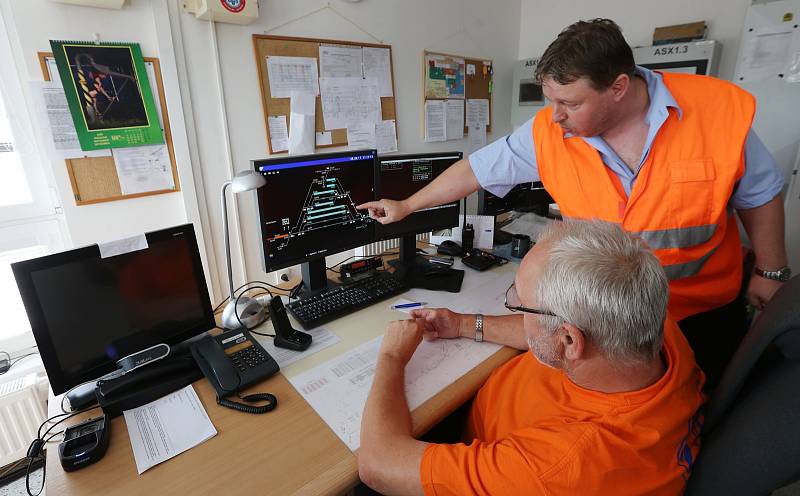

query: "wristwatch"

left=474, top=314, right=484, bottom=343
left=754, top=265, right=791, bottom=282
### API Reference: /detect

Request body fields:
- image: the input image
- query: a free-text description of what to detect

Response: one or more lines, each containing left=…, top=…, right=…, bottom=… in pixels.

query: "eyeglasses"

left=504, top=282, right=558, bottom=316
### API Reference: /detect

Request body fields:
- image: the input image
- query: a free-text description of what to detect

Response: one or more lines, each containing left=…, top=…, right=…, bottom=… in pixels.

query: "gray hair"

left=533, top=220, right=668, bottom=365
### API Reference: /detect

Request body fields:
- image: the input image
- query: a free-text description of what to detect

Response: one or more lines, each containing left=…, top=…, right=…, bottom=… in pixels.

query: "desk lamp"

left=221, top=170, right=267, bottom=330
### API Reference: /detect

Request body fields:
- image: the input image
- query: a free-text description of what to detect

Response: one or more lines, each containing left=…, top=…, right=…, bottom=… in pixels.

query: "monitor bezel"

left=11, top=223, right=214, bottom=395
left=374, top=151, right=463, bottom=241
left=253, top=149, right=378, bottom=273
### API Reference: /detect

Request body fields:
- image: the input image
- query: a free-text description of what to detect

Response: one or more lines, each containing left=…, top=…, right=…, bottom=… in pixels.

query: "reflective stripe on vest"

left=631, top=224, right=717, bottom=250
left=663, top=242, right=720, bottom=280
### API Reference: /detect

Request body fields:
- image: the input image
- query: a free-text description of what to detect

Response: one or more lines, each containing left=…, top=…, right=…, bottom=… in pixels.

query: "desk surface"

left=46, top=259, right=521, bottom=495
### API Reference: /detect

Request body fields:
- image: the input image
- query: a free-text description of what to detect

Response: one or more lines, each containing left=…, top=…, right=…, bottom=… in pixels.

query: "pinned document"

left=288, top=91, right=316, bottom=155
left=112, top=144, right=174, bottom=195
left=376, top=120, right=398, bottom=153
left=268, top=115, right=289, bottom=152
left=424, top=100, right=446, bottom=142
left=319, top=77, right=382, bottom=130
left=319, top=45, right=363, bottom=78
left=363, top=47, right=393, bottom=97
left=445, top=99, right=465, bottom=140
left=266, top=56, right=319, bottom=98
left=468, top=124, right=487, bottom=154
left=466, top=99, right=489, bottom=127
left=347, top=121, right=377, bottom=150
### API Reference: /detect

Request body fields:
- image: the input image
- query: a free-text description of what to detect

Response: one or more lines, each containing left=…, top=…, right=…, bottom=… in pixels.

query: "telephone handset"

left=190, top=328, right=279, bottom=414
left=269, top=297, right=312, bottom=351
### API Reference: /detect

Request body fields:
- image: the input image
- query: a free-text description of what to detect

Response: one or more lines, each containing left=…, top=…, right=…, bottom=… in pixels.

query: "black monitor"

left=375, top=152, right=462, bottom=265
left=477, top=182, right=553, bottom=243
left=11, top=224, right=214, bottom=395
left=253, top=150, right=377, bottom=294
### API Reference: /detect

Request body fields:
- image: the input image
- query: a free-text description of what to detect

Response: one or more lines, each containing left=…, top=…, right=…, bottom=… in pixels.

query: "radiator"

left=356, top=233, right=431, bottom=257
left=0, top=373, right=47, bottom=468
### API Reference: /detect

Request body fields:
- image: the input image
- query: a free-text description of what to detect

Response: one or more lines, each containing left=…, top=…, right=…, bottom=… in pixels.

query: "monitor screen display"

left=254, top=150, right=377, bottom=272
left=375, top=152, right=462, bottom=240
left=12, top=224, right=214, bottom=395
left=477, top=182, right=553, bottom=216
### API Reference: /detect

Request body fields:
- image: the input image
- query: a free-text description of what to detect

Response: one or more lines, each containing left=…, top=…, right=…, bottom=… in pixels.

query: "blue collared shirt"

left=470, top=66, right=783, bottom=209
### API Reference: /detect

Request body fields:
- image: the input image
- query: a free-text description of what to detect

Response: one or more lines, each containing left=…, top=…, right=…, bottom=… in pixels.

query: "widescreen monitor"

left=12, top=224, right=214, bottom=395
left=253, top=150, right=377, bottom=273
left=375, top=152, right=462, bottom=241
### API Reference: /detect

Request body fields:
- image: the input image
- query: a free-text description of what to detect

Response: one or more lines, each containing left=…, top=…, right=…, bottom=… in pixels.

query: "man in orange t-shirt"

left=358, top=220, right=706, bottom=495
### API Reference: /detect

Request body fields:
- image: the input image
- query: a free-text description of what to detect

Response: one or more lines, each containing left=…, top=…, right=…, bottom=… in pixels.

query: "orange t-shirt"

left=420, top=320, right=705, bottom=495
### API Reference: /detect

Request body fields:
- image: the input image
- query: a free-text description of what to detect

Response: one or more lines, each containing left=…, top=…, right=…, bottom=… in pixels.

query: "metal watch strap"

left=754, top=265, right=791, bottom=282
left=474, top=314, right=484, bottom=343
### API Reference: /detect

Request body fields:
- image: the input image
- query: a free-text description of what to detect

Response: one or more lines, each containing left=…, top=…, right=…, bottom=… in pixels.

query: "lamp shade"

left=231, top=170, right=266, bottom=193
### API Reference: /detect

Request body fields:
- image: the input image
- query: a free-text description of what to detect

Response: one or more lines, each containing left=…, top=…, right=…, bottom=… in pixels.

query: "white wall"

left=4, top=0, right=189, bottom=248
left=173, top=0, right=522, bottom=287
left=517, top=0, right=751, bottom=81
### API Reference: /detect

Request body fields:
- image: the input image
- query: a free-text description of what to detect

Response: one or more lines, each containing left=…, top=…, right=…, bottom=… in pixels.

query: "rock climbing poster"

left=49, top=40, right=163, bottom=151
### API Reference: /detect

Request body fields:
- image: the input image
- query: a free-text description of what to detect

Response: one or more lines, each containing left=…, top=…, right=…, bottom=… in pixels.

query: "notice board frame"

left=252, top=34, right=398, bottom=154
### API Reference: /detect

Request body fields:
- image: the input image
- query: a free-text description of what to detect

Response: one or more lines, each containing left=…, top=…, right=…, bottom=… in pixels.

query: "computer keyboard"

left=286, top=271, right=407, bottom=329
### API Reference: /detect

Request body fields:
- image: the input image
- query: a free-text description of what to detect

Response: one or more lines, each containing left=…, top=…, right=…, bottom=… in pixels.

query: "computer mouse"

left=423, top=266, right=452, bottom=277
left=437, top=240, right=463, bottom=256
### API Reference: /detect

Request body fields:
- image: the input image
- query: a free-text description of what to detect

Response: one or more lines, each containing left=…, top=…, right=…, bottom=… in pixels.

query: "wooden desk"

left=45, top=260, right=520, bottom=495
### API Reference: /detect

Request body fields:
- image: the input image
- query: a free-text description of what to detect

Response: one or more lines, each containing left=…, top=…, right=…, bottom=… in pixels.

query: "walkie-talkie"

left=461, top=197, right=475, bottom=252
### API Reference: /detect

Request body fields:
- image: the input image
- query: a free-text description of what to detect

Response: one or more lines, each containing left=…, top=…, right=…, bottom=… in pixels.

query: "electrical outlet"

left=271, top=267, right=296, bottom=286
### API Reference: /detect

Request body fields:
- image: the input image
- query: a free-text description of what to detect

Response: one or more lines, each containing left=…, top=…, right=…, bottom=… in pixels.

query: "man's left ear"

left=560, top=322, right=586, bottom=361
left=609, top=73, right=630, bottom=101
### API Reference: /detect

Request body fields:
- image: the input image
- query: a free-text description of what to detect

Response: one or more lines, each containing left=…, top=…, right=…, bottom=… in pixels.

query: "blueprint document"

left=287, top=334, right=502, bottom=451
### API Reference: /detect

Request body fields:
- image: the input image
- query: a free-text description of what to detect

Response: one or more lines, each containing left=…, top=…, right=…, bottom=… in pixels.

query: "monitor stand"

left=294, top=257, right=343, bottom=300
left=387, top=235, right=433, bottom=274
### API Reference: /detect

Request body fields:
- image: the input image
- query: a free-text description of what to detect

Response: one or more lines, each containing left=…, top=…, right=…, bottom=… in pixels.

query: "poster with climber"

left=49, top=40, right=163, bottom=151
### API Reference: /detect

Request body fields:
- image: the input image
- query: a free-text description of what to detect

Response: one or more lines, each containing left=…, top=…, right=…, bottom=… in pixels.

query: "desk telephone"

left=191, top=328, right=279, bottom=414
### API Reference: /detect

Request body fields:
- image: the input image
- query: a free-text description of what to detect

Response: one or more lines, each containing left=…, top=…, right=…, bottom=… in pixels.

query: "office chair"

left=685, top=276, right=800, bottom=495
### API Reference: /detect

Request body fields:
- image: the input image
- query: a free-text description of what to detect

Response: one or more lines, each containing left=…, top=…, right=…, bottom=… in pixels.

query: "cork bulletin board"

left=423, top=50, right=493, bottom=134
left=38, top=52, right=180, bottom=205
left=252, top=34, right=398, bottom=154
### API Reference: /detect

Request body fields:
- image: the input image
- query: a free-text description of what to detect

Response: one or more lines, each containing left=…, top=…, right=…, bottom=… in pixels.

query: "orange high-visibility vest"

left=533, top=72, right=755, bottom=321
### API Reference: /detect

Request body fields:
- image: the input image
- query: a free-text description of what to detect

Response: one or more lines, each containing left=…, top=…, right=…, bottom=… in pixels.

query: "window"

left=0, top=6, right=68, bottom=353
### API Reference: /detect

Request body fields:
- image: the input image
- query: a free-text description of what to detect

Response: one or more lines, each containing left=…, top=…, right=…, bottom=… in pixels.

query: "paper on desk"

left=266, top=56, right=319, bottom=98
left=124, top=385, right=217, bottom=474
left=259, top=326, right=341, bottom=369
left=287, top=334, right=501, bottom=451
left=502, top=212, right=555, bottom=241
